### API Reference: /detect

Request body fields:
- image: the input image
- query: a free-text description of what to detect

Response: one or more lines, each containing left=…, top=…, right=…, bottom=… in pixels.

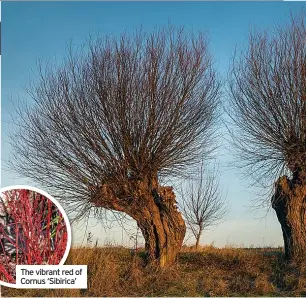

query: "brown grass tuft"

left=2, top=245, right=305, bottom=297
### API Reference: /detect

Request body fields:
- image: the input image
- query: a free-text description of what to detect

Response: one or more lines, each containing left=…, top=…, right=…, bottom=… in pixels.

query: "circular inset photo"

left=0, top=186, right=71, bottom=286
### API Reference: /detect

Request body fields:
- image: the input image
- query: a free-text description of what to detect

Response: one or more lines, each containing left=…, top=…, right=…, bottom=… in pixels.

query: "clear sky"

left=1, top=2, right=305, bottom=248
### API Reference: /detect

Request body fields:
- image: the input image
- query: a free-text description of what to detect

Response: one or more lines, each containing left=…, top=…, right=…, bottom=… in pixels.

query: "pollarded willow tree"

left=10, top=27, right=221, bottom=267
left=228, top=14, right=306, bottom=259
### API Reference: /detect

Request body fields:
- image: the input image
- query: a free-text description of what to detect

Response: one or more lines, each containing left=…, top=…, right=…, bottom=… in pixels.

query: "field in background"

left=2, top=245, right=306, bottom=297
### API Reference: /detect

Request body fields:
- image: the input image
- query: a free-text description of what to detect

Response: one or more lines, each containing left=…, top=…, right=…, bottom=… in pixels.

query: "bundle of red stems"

left=0, top=189, right=68, bottom=283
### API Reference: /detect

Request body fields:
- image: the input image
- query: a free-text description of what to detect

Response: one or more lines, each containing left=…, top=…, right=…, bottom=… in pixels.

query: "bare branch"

left=180, top=161, right=228, bottom=246
left=8, top=26, right=221, bottom=224
left=227, top=13, right=306, bottom=188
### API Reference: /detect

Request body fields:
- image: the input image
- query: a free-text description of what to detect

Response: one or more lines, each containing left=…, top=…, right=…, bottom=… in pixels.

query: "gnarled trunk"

left=272, top=174, right=306, bottom=260
left=90, top=177, right=186, bottom=267
left=134, top=186, right=186, bottom=267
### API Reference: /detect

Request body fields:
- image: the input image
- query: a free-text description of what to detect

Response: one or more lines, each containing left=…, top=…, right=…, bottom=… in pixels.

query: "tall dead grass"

left=2, top=245, right=306, bottom=297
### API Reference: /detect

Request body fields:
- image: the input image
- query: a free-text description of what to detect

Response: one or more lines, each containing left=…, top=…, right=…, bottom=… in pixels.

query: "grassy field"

left=2, top=245, right=306, bottom=297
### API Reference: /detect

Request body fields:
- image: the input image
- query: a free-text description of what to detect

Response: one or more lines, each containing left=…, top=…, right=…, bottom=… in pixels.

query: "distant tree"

left=9, top=26, right=221, bottom=267
left=181, top=162, right=228, bottom=249
left=228, top=13, right=306, bottom=259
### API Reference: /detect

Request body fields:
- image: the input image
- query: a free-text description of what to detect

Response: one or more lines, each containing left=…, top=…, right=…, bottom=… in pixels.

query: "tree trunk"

left=195, top=227, right=202, bottom=250
left=90, top=177, right=186, bottom=267
left=272, top=174, right=306, bottom=260
left=134, top=186, right=186, bottom=267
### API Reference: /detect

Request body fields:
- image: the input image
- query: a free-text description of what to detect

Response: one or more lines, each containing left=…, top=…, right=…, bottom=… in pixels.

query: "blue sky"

left=1, top=2, right=305, bottom=248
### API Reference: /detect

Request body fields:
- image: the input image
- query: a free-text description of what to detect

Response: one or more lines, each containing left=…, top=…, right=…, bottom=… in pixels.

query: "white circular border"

left=0, top=185, right=72, bottom=288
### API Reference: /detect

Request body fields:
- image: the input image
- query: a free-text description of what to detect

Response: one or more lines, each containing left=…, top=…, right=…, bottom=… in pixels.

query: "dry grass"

left=2, top=245, right=306, bottom=297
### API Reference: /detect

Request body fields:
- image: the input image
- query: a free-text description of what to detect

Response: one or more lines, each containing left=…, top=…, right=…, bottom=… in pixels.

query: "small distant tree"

left=181, top=163, right=227, bottom=249
left=9, top=26, right=221, bottom=267
left=228, top=13, right=306, bottom=259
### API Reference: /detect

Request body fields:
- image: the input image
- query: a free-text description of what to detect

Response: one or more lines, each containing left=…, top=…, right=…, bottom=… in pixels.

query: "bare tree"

left=181, top=162, right=227, bottom=249
left=9, top=26, right=221, bottom=267
left=228, top=13, right=306, bottom=259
